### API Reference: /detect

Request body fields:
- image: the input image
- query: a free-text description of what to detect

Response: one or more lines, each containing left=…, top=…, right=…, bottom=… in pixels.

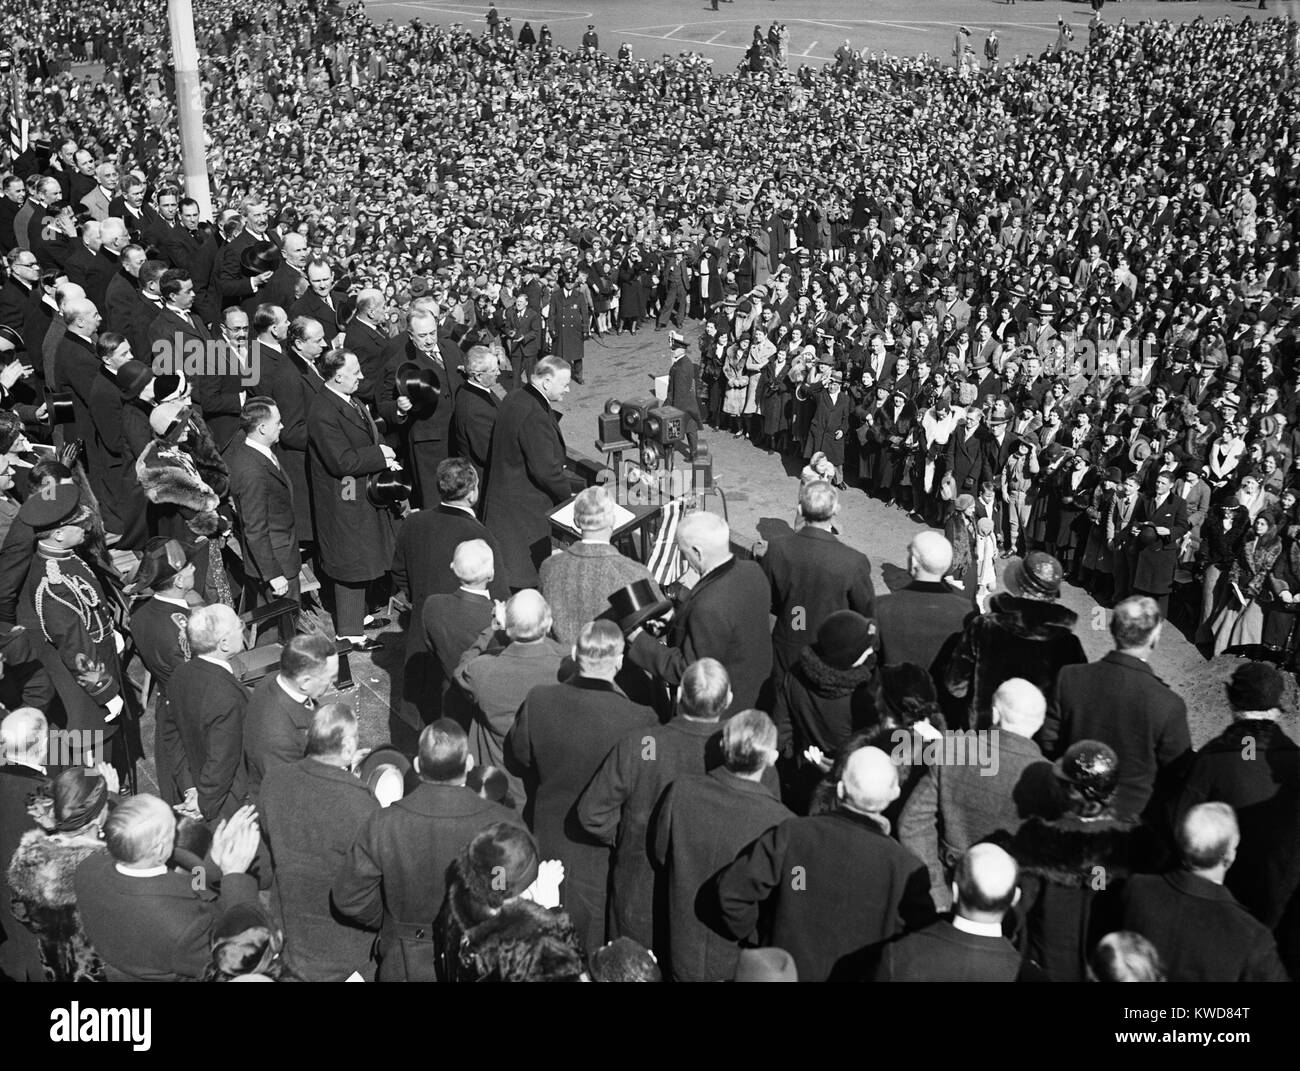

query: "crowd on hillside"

left=0, top=1, right=1298, bottom=983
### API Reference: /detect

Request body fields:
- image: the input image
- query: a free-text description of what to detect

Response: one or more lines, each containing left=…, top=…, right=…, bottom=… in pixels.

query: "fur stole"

left=1011, top=814, right=1162, bottom=887
left=795, top=644, right=878, bottom=699
left=184, top=411, right=230, bottom=498
left=6, top=829, right=105, bottom=910
left=460, top=899, right=584, bottom=983
left=980, top=593, right=1078, bottom=640
left=137, top=441, right=219, bottom=513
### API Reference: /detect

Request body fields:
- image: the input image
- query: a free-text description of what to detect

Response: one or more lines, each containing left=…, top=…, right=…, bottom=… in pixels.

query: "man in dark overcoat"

left=627, top=511, right=772, bottom=713
left=267, top=316, right=329, bottom=541
left=242, top=633, right=338, bottom=803
left=715, top=746, right=935, bottom=982
left=377, top=307, right=462, bottom=507
left=1044, top=597, right=1190, bottom=824
left=651, top=710, right=790, bottom=981
left=508, top=621, right=657, bottom=954
left=449, top=345, right=499, bottom=479
left=1125, top=470, right=1189, bottom=616
left=482, top=357, right=573, bottom=589
left=307, top=349, right=398, bottom=643
left=332, top=721, right=523, bottom=982
left=578, top=658, right=731, bottom=950
left=74, top=797, right=261, bottom=982
left=761, top=480, right=874, bottom=683
left=665, top=331, right=702, bottom=459
left=260, top=704, right=378, bottom=981
left=164, top=605, right=250, bottom=824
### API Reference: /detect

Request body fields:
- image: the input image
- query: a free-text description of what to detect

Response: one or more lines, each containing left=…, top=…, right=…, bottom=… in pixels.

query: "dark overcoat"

left=508, top=676, right=657, bottom=954
left=715, top=807, right=935, bottom=982
left=1128, top=492, right=1190, bottom=595
left=1044, top=652, right=1191, bottom=822
left=760, top=525, right=875, bottom=675
left=331, top=783, right=522, bottom=982
left=650, top=768, right=791, bottom=982
left=307, top=385, right=395, bottom=582
left=268, top=348, right=327, bottom=539
left=260, top=757, right=379, bottom=981
left=482, top=384, right=570, bottom=589
left=628, top=556, right=773, bottom=714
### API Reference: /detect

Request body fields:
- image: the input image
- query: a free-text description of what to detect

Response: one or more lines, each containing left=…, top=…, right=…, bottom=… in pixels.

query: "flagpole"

left=167, top=0, right=213, bottom=220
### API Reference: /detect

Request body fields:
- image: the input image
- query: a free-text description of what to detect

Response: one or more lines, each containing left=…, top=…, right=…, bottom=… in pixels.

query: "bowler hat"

left=366, top=469, right=412, bottom=509
left=239, top=240, right=281, bottom=275
left=608, top=578, right=674, bottom=634
left=396, top=361, right=441, bottom=413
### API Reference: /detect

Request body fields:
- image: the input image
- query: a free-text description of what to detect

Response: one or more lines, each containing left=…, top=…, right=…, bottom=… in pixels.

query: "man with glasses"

left=0, top=251, right=41, bottom=333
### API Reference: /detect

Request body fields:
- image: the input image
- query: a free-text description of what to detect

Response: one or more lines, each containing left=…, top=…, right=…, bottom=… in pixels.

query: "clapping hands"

left=211, top=805, right=261, bottom=875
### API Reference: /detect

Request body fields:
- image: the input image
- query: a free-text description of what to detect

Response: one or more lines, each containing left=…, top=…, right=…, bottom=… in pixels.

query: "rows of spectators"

left=0, top=2, right=1297, bottom=983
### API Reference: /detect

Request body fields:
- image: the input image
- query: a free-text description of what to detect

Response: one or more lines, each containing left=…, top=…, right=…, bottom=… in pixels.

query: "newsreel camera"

left=597, top=398, right=713, bottom=500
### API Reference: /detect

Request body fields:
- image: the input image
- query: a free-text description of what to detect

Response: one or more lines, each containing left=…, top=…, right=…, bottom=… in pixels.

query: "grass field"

left=365, top=0, right=1296, bottom=66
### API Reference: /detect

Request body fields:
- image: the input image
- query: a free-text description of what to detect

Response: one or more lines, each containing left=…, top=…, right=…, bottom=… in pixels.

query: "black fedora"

left=607, top=579, right=673, bottom=635
left=240, top=239, right=281, bottom=275
left=395, top=361, right=440, bottom=414
left=356, top=744, right=411, bottom=805
left=366, top=469, right=412, bottom=508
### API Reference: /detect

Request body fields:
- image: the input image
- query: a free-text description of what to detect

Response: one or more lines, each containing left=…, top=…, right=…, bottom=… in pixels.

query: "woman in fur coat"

left=435, top=823, right=584, bottom=983
left=136, top=400, right=235, bottom=606
left=6, top=767, right=115, bottom=983
left=1010, top=742, right=1166, bottom=982
left=1210, top=514, right=1283, bottom=655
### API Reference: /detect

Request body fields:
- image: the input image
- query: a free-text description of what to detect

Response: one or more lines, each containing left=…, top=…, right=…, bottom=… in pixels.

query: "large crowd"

left=0, top=0, right=1298, bottom=983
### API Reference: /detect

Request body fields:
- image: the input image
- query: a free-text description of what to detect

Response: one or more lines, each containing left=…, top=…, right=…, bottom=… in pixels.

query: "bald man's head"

left=910, top=531, right=953, bottom=580
left=838, top=746, right=899, bottom=815
left=505, top=589, right=552, bottom=642
left=66, top=297, right=100, bottom=332
left=55, top=282, right=86, bottom=312
left=676, top=511, right=732, bottom=573
left=954, top=844, right=1019, bottom=920
left=991, top=678, right=1046, bottom=738
left=451, top=538, right=494, bottom=587
left=1177, top=802, right=1239, bottom=875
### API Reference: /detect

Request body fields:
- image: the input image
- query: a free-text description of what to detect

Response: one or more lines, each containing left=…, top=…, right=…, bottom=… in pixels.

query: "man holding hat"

left=17, top=483, right=129, bottom=766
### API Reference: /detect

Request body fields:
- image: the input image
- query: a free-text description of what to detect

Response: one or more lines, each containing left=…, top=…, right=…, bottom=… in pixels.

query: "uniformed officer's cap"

left=18, top=483, right=85, bottom=533
left=669, top=331, right=688, bottom=351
